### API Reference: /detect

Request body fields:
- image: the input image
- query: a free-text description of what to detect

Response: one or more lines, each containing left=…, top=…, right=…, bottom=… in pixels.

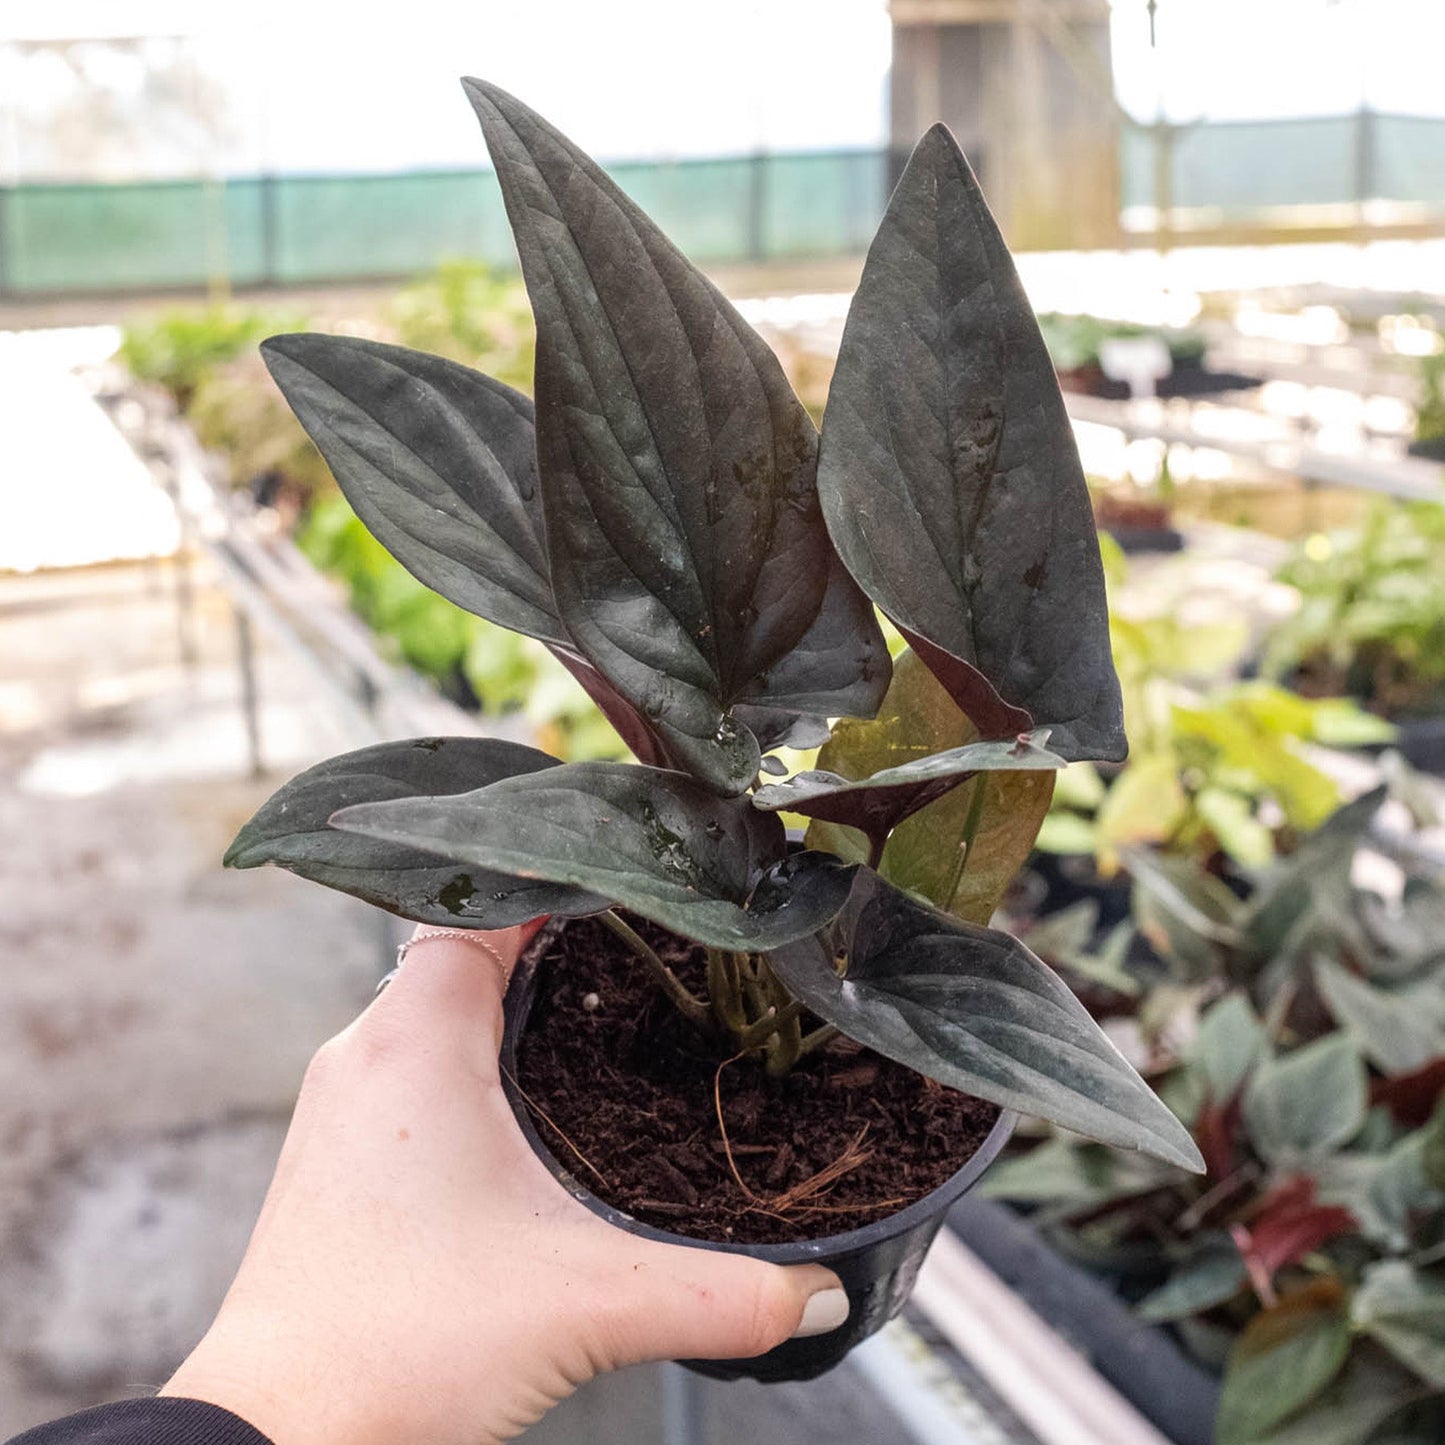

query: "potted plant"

left=1407, top=350, right=1445, bottom=463
left=981, top=788, right=1445, bottom=1443
left=1025, top=575, right=1390, bottom=964
left=1038, top=313, right=1254, bottom=403
left=1264, top=501, right=1445, bottom=774
left=226, top=80, right=1201, bottom=1383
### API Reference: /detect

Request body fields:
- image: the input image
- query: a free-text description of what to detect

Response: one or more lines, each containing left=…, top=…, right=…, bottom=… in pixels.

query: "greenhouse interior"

left=3, top=2, right=1445, bottom=1443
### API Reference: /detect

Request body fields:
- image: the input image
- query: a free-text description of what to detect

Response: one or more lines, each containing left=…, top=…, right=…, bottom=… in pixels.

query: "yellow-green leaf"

left=801, top=650, right=1055, bottom=917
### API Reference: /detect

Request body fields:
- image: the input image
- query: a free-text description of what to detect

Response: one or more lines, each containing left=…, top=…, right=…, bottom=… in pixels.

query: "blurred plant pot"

left=1026, top=851, right=1133, bottom=929
left=1092, top=492, right=1184, bottom=555
left=1360, top=714, right=1445, bottom=776
left=499, top=922, right=1017, bottom=1384
left=1407, top=435, right=1445, bottom=462
left=1157, top=356, right=1261, bottom=399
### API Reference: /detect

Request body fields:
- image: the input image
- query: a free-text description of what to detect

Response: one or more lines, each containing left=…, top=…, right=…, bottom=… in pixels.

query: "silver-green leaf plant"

left=229, top=80, right=1201, bottom=1174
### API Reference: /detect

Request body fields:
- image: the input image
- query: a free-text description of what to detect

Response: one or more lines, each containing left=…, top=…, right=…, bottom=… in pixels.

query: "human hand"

left=160, top=922, right=847, bottom=1445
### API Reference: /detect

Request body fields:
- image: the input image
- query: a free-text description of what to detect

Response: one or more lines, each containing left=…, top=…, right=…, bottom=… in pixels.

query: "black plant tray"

left=947, top=1197, right=1219, bottom=1445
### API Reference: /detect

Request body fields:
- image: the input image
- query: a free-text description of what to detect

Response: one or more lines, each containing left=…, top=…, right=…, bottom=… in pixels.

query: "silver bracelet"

left=374, top=928, right=512, bottom=995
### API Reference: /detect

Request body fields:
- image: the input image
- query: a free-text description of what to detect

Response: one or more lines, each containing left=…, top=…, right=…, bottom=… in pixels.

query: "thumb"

left=597, top=1241, right=850, bottom=1366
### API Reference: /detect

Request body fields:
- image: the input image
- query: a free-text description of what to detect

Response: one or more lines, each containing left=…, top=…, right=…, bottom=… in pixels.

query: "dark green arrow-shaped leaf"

left=817, top=125, right=1124, bottom=762
left=225, top=737, right=606, bottom=926
left=465, top=79, right=884, bottom=794
left=331, top=760, right=855, bottom=951
left=1136, top=1246, right=1249, bottom=1323
left=261, top=334, right=565, bottom=645
left=766, top=872, right=1203, bottom=1170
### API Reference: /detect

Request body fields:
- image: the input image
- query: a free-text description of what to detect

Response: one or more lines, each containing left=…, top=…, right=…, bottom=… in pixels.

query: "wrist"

left=160, top=1318, right=412, bottom=1445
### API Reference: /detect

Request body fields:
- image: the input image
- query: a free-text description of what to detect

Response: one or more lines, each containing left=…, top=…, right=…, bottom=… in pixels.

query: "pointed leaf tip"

left=819, top=122, right=1124, bottom=763
left=224, top=738, right=606, bottom=927
left=260, top=331, right=564, bottom=645
left=767, top=873, right=1204, bottom=1173
left=462, top=80, right=883, bottom=794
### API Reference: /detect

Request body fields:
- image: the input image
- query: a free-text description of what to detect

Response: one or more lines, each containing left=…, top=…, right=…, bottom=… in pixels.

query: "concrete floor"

left=0, top=562, right=381, bottom=1434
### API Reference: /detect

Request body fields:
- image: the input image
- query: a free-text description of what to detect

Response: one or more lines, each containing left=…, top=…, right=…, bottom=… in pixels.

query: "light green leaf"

left=1313, top=955, right=1445, bottom=1074
left=981, top=1135, right=1175, bottom=1205
left=1195, top=786, right=1275, bottom=868
left=1034, top=811, right=1098, bottom=855
left=1194, top=992, right=1267, bottom=1102
left=1054, top=761, right=1107, bottom=810
left=1094, top=753, right=1188, bottom=869
left=1217, top=1282, right=1351, bottom=1445
left=1243, top=1036, right=1368, bottom=1164
left=1352, top=1261, right=1445, bottom=1389
left=1307, top=700, right=1398, bottom=747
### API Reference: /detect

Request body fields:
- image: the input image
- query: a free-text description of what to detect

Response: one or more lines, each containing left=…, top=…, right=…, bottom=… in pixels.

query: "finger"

left=596, top=1243, right=849, bottom=1366
left=364, top=919, right=546, bottom=1064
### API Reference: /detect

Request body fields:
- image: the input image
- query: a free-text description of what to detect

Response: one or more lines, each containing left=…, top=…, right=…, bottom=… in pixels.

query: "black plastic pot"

left=499, top=925, right=1018, bottom=1384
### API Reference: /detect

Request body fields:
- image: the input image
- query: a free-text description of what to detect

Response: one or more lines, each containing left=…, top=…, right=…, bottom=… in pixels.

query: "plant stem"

left=866, top=831, right=887, bottom=870
left=760, top=958, right=804, bottom=1075
left=598, top=910, right=711, bottom=1031
left=706, top=948, right=747, bottom=1033
left=942, top=774, right=989, bottom=906
left=739, top=954, right=770, bottom=1026
left=797, top=1023, right=839, bottom=1059
left=735, top=999, right=805, bottom=1050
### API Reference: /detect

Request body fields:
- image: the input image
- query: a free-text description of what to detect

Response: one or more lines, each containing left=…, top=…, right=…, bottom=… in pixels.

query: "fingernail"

left=791, top=1288, right=850, bottom=1338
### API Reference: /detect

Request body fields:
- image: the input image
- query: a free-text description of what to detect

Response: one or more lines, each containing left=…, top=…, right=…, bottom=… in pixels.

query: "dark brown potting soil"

left=512, top=915, right=1001, bottom=1245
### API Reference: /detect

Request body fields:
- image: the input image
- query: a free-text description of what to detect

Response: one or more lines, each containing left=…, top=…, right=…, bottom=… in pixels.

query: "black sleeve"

left=5, top=1399, right=273, bottom=1445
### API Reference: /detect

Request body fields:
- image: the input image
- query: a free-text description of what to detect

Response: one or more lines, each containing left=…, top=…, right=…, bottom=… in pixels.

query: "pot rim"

left=501, top=918, right=1019, bottom=1263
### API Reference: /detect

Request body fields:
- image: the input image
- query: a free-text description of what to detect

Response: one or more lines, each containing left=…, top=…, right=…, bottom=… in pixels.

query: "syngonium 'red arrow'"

left=817, top=125, right=1125, bottom=763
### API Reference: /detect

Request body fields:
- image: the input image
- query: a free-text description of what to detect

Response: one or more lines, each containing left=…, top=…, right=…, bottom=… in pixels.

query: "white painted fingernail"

left=791, top=1288, right=850, bottom=1338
